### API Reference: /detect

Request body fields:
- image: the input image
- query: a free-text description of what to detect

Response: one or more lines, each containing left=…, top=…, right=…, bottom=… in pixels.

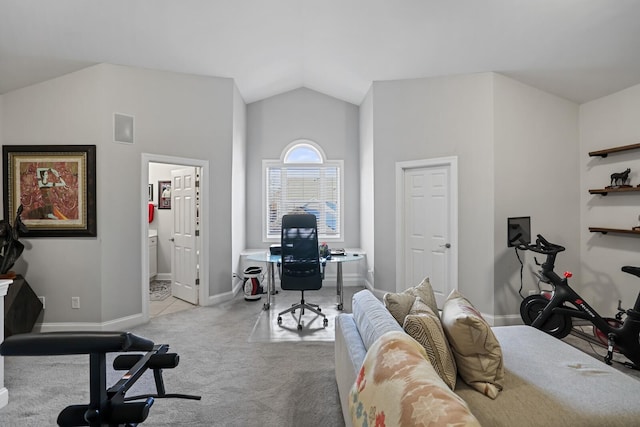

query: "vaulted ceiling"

left=2, top=1, right=640, bottom=105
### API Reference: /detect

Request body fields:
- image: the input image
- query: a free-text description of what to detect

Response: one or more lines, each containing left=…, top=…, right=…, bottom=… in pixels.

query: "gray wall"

left=1, top=64, right=238, bottom=327
left=359, top=88, right=375, bottom=287
left=579, top=82, right=640, bottom=315
left=493, top=74, right=580, bottom=322
left=366, top=72, right=580, bottom=322
left=3, top=61, right=626, bottom=327
left=369, top=73, right=495, bottom=312
left=231, top=86, right=247, bottom=288
left=245, top=87, right=360, bottom=249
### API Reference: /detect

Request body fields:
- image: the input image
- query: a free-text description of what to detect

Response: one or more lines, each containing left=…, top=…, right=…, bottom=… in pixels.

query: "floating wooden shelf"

left=589, top=186, right=640, bottom=195
left=588, top=143, right=640, bottom=157
left=589, top=227, right=640, bottom=235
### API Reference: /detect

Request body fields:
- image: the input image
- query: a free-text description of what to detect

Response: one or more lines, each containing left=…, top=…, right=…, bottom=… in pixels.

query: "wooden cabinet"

left=588, top=143, right=640, bottom=236
left=4, top=276, right=43, bottom=338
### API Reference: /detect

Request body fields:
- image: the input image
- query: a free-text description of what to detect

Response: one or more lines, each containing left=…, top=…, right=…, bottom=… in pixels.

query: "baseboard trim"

left=484, top=313, right=524, bottom=327
left=36, top=313, right=146, bottom=333
left=205, top=288, right=237, bottom=306
left=0, top=387, right=8, bottom=409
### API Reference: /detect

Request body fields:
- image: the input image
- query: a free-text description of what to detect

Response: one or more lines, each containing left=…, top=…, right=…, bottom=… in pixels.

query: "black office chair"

left=277, top=214, right=328, bottom=330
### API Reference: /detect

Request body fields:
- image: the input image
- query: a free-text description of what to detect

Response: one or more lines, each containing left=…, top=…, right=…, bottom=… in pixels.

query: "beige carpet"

left=248, top=286, right=360, bottom=343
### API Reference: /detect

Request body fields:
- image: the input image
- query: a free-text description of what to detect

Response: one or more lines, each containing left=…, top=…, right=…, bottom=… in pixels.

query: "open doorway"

left=141, top=153, right=209, bottom=321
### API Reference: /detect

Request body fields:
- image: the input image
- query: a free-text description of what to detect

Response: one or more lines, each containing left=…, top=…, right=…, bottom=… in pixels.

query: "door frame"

left=141, top=153, right=209, bottom=321
left=395, top=156, right=458, bottom=294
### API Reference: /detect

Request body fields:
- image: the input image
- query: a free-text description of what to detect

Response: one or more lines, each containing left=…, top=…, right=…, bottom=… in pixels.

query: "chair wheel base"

left=297, top=324, right=302, bottom=330
left=323, top=318, right=328, bottom=327
left=277, top=316, right=282, bottom=325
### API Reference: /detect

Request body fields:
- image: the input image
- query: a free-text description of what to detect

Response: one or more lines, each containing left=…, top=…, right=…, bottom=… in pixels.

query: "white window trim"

left=262, top=142, right=344, bottom=243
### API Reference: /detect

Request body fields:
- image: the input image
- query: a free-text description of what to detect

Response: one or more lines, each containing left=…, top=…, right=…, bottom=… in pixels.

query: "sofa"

left=335, top=289, right=640, bottom=426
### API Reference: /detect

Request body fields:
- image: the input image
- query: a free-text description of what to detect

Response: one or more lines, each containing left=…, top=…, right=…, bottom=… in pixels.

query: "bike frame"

left=524, top=235, right=640, bottom=367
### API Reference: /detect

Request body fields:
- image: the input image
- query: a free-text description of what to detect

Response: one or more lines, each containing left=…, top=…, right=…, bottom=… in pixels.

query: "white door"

left=171, top=167, right=199, bottom=304
left=397, top=158, right=457, bottom=308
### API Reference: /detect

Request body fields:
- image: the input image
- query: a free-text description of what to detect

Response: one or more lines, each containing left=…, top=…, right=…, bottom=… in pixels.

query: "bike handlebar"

left=517, top=234, right=565, bottom=255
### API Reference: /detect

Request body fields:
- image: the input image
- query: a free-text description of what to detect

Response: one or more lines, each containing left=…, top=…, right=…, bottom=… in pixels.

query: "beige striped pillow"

left=403, top=298, right=457, bottom=390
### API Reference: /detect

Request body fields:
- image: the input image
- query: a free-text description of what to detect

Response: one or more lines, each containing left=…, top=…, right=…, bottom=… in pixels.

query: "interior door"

left=400, top=160, right=456, bottom=307
left=171, top=167, right=199, bottom=305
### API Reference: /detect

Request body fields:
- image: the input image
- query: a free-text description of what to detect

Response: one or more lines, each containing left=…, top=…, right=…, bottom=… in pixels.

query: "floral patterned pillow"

left=349, top=331, right=480, bottom=427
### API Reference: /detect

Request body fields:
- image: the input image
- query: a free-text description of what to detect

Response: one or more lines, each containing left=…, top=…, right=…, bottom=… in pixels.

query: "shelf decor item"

left=2, top=145, right=97, bottom=237
left=608, top=168, right=631, bottom=188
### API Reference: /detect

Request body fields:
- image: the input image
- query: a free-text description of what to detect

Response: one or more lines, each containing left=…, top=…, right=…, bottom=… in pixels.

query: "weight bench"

left=0, top=331, right=200, bottom=426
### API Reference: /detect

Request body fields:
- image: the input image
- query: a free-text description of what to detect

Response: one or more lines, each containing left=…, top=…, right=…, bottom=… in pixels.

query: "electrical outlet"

left=38, top=296, right=45, bottom=310
left=72, top=296, right=80, bottom=309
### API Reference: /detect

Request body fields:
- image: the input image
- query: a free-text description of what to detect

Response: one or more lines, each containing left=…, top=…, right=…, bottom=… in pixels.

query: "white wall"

left=231, top=85, right=247, bottom=281
left=493, top=74, right=580, bottom=322
left=1, top=64, right=237, bottom=327
left=245, top=87, right=360, bottom=249
left=370, top=73, right=495, bottom=312
left=359, top=88, right=375, bottom=288
left=579, top=83, right=640, bottom=315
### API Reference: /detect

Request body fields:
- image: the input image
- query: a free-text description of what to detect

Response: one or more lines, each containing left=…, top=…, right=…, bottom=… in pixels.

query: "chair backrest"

left=280, top=214, right=323, bottom=291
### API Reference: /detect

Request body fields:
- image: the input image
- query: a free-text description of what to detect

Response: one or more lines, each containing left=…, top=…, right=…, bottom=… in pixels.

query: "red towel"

left=148, top=203, right=154, bottom=223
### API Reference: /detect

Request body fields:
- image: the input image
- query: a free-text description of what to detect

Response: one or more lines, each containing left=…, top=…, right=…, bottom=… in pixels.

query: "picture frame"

left=3, top=145, right=97, bottom=237
left=158, top=180, right=171, bottom=209
left=148, top=184, right=154, bottom=201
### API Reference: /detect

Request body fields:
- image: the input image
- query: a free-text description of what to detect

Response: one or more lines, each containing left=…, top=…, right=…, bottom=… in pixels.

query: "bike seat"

left=622, top=266, right=640, bottom=279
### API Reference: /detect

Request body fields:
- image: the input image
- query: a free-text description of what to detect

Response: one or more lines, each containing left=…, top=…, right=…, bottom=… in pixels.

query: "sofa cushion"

left=352, top=290, right=403, bottom=350
left=457, top=325, right=640, bottom=426
left=383, top=276, right=439, bottom=326
left=403, top=298, right=457, bottom=390
left=441, top=290, right=504, bottom=399
left=349, top=331, right=480, bottom=427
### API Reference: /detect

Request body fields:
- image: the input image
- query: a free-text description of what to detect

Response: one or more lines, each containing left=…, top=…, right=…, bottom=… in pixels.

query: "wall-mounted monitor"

left=507, top=217, right=531, bottom=247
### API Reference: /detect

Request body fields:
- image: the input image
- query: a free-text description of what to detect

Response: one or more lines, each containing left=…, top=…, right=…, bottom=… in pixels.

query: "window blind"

left=266, top=166, right=341, bottom=239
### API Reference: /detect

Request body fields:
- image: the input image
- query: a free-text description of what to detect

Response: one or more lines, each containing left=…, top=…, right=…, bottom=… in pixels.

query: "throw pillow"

left=383, top=292, right=416, bottom=326
left=383, top=276, right=439, bottom=326
left=349, top=331, right=480, bottom=427
left=405, top=276, right=439, bottom=315
left=403, top=298, right=457, bottom=390
left=440, top=290, right=504, bottom=399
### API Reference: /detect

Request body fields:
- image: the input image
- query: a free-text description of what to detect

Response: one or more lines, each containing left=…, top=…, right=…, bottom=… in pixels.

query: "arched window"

left=264, top=140, right=343, bottom=240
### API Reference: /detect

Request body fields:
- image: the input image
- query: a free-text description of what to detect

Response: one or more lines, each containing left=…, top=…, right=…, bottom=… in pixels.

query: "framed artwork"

left=148, top=184, right=154, bottom=201
left=2, top=145, right=97, bottom=237
left=158, top=180, right=171, bottom=209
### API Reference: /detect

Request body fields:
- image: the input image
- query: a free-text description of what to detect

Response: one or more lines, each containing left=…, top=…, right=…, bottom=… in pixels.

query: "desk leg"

left=337, top=263, right=344, bottom=310
left=263, top=262, right=273, bottom=310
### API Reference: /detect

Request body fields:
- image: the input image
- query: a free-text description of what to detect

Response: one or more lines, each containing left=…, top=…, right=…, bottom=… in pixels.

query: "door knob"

left=440, top=243, right=451, bottom=248
left=169, top=238, right=175, bottom=242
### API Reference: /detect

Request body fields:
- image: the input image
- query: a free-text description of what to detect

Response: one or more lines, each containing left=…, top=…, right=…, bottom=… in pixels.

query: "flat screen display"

left=507, top=217, right=531, bottom=247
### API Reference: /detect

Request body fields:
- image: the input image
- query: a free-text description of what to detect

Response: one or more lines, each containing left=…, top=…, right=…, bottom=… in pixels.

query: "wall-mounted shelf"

left=588, top=143, right=640, bottom=157
left=589, top=186, right=640, bottom=195
left=589, top=227, right=640, bottom=236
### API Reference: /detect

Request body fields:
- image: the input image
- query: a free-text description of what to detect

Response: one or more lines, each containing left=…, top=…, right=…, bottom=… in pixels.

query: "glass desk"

left=247, top=251, right=364, bottom=311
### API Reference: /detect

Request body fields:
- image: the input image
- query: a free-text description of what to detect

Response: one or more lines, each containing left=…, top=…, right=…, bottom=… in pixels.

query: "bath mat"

left=150, top=280, right=171, bottom=301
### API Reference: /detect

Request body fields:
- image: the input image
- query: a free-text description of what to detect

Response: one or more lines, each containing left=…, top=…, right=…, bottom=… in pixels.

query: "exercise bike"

left=516, top=234, right=640, bottom=368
